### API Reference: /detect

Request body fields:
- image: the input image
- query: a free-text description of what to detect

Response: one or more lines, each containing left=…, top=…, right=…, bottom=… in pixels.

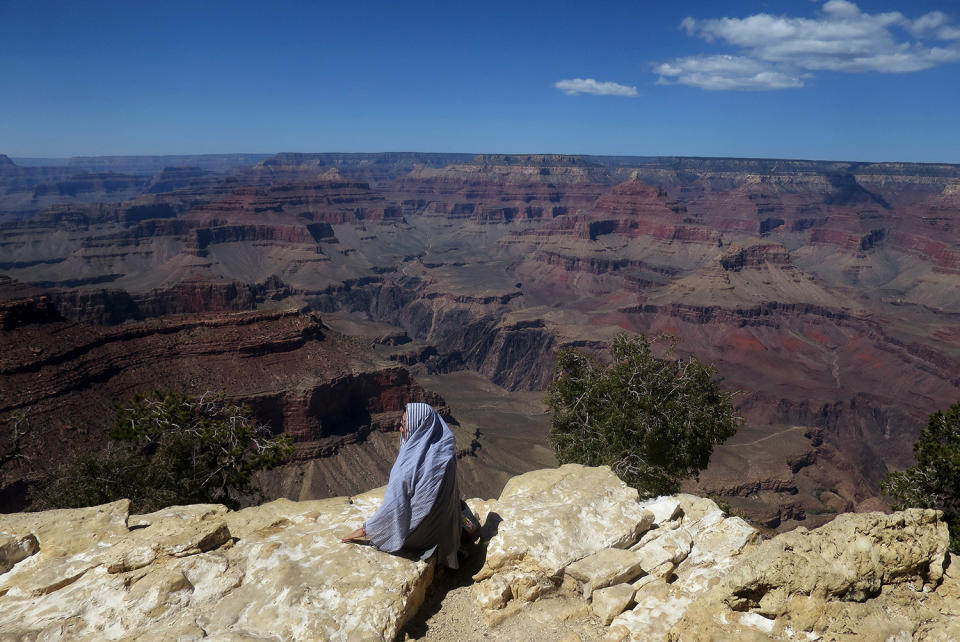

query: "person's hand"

left=341, top=526, right=366, bottom=543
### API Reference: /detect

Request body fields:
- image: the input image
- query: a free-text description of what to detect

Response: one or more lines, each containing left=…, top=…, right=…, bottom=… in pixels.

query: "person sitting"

left=341, top=402, right=462, bottom=568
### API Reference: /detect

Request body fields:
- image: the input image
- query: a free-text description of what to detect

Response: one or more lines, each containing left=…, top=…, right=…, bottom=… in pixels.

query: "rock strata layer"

left=0, top=465, right=956, bottom=641
left=3, top=154, right=960, bottom=531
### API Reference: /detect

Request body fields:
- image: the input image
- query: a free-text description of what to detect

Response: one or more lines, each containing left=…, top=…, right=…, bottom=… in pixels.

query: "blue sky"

left=1, top=1, right=959, bottom=162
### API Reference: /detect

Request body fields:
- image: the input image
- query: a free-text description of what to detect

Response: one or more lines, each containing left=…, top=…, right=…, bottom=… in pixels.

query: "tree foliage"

left=30, top=391, right=294, bottom=513
left=548, top=333, right=740, bottom=497
left=881, top=401, right=960, bottom=552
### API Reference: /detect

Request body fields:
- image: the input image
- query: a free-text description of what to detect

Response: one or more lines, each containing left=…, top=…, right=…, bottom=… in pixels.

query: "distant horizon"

left=3, top=1, right=960, bottom=164
left=7, top=150, right=960, bottom=168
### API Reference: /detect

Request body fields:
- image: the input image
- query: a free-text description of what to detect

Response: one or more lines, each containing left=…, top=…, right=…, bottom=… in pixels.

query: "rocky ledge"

left=1, top=464, right=956, bottom=641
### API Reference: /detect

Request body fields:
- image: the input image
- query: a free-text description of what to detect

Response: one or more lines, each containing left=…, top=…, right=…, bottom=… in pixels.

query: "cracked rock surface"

left=1, top=465, right=958, bottom=641
left=0, top=494, right=431, bottom=641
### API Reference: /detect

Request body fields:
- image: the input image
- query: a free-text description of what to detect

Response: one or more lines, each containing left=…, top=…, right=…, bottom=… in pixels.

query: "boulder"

left=681, top=513, right=757, bottom=567
left=475, top=572, right=515, bottom=611
left=669, top=508, right=952, bottom=640
left=474, top=464, right=653, bottom=585
left=1, top=466, right=957, bottom=641
left=674, top=493, right=724, bottom=522
left=607, top=580, right=695, bottom=642
left=720, top=508, right=947, bottom=613
left=629, top=528, right=693, bottom=575
left=195, top=497, right=434, bottom=641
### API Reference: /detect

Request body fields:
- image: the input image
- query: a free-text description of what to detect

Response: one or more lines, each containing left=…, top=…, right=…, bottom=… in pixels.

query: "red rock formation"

left=1, top=153, right=959, bottom=531
left=0, top=305, right=445, bottom=510
left=388, top=155, right=611, bottom=223
left=719, top=244, right=792, bottom=271
left=186, top=174, right=397, bottom=225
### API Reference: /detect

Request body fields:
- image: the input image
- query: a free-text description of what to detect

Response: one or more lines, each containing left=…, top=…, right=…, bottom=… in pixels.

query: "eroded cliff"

left=2, top=152, right=960, bottom=532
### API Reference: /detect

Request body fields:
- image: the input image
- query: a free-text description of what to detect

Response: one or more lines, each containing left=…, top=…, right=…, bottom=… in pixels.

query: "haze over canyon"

left=1, top=150, right=958, bottom=534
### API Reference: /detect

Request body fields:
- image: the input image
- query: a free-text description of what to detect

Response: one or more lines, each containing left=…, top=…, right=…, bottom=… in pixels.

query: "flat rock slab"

left=0, top=495, right=433, bottom=641
left=565, top=548, right=647, bottom=598
left=606, top=509, right=762, bottom=641
left=607, top=580, right=694, bottom=641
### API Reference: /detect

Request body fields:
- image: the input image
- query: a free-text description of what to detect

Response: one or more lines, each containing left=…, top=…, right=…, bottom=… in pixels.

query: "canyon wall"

left=1, top=152, right=959, bottom=531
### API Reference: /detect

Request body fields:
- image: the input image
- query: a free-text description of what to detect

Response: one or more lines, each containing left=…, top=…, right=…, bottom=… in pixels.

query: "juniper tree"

left=881, top=401, right=960, bottom=552
left=31, top=391, right=293, bottom=512
left=548, top=333, right=740, bottom=497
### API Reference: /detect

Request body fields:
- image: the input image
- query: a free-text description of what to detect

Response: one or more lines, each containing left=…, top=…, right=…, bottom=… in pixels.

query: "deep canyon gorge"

left=1, top=151, right=959, bottom=534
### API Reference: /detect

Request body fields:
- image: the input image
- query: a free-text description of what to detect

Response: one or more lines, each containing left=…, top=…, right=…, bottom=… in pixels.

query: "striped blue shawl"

left=364, top=403, right=457, bottom=557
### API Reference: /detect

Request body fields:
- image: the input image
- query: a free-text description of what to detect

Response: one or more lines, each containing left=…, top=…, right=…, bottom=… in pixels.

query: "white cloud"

left=554, top=78, right=639, bottom=97
left=654, top=55, right=805, bottom=90
left=908, top=10, right=950, bottom=36
left=657, top=1, right=960, bottom=90
left=937, top=25, right=960, bottom=41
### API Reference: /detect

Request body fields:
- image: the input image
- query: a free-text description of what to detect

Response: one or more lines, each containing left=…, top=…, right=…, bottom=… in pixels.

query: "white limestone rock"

left=669, top=513, right=760, bottom=600
left=606, top=513, right=761, bottom=640
left=465, top=497, right=500, bottom=540
left=675, top=493, right=724, bottom=522
left=670, top=508, right=953, bottom=640
left=565, top=548, right=647, bottom=599
left=224, top=496, right=349, bottom=539
left=2, top=467, right=957, bottom=642
left=607, top=580, right=694, bottom=641
left=629, top=527, right=693, bottom=571
left=196, top=498, right=435, bottom=641
left=474, top=464, right=654, bottom=585
left=475, top=573, right=515, bottom=611
left=0, top=534, right=38, bottom=575
left=0, top=499, right=130, bottom=558
left=350, top=485, right=388, bottom=513
left=0, top=494, right=434, bottom=641
left=637, top=496, right=682, bottom=525
left=592, top=583, right=636, bottom=626
left=682, top=513, right=758, bottom=568
left=721, top=508, right=947, bottom=614
left=474, top=568, right=555, bottom=612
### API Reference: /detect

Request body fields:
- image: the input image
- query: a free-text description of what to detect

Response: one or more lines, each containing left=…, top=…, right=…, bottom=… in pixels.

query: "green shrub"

left=31, top=391, right=293, bottom=513
left=881, top=401, right=960, bottom=552
left=548, top=333, right=740, bottom=498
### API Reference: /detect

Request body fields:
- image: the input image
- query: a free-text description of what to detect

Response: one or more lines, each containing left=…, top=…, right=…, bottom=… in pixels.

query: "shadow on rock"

left=400, top=514, right=501, bottom=639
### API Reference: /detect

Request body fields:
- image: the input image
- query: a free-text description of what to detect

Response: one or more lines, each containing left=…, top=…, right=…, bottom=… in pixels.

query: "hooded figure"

left=350, top=402, right=461, bottom=568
